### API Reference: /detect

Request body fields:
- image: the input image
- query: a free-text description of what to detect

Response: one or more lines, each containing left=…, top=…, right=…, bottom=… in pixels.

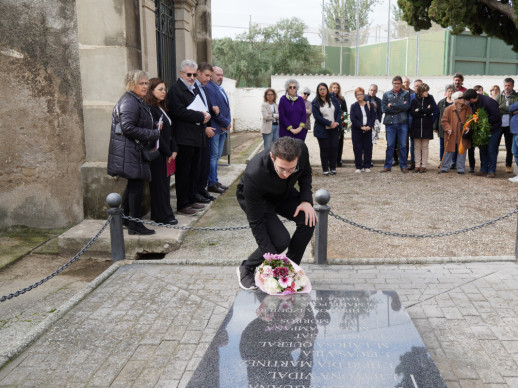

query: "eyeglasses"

left=356, top=93, right=364, bottom=97
left=266, top=93, right=275, bottom=96
left=183, top=72, right=196, bottom=78
left=303, top=93, right=310, bottom=96
left=288, top=86, right=297, bottom=90
left=273, top=162, right=299, bottom=175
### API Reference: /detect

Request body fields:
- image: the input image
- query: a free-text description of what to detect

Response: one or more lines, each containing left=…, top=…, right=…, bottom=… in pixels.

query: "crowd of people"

left=108, top=60, right=231, bottom=235
left=261, top=72, right=518, bottom=182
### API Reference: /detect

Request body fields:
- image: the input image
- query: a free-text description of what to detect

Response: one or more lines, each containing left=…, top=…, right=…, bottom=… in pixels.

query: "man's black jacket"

left=236, top=140, right=312, bottom=256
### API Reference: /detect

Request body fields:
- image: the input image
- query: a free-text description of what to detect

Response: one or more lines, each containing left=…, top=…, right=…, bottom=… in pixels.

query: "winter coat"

left=278, top=95, right=308, bottom=140
left=409, top=95, right=436, bottom=139
left=166, top=79, right=206, bottom=147
left=311, top=97, right=342, bottom=139
left=107, top=92, right=159, bottom=181
left=440, top=104, right=472, bottom=153
left=509, top=101, right=518, bottom=135
left=149, top=105, right=177, bottom=158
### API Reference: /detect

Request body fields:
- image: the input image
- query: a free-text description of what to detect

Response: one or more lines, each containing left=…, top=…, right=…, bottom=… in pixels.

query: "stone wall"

left=0, top=0, right=85, bottom=228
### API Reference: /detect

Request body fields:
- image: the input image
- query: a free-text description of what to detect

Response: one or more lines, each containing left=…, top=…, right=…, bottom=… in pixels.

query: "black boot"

left=128, top=192, right=155, bottom=235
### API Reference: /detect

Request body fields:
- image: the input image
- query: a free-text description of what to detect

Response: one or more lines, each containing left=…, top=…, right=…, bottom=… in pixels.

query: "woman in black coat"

left=350, top=87, right=376, bottom=172
left=409, top=83, right=436, bottom=173
left=144, top=78, right=178, bottom=225
left=107, top=70, right=159, bottom=235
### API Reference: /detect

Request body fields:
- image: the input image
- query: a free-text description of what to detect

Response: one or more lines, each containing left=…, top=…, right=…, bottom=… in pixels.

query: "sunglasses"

left=303, top=93, right=310, bottom=96
left=183, top=72, right=196, bottom=78
left=288, top=86, right=297, bottom=89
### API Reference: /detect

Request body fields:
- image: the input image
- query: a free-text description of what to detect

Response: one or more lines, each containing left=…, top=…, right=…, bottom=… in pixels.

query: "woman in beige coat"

left=261, top=88, right=279, bottom=150
left=439, top=91, right=472, bottom=174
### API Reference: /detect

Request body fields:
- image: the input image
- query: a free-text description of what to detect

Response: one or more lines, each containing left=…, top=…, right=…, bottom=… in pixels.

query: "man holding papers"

left=167, top=59, right=211, bottom=215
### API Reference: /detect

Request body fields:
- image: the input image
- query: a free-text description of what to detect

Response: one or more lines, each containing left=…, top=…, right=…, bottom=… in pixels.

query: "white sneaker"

left=364, top=168, right=371, bottom=172
left=508, top=175, right=518, bottom=182
left=355, top=169, right=361, bottom=173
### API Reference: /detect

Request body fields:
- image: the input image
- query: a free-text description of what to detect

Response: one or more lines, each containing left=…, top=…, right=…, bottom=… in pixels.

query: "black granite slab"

left=188, top=290, right=446, bottom=388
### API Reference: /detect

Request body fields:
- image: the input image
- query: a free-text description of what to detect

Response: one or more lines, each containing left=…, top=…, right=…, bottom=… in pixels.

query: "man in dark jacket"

left=462, top=89, right=502, bottom=177
left=236, top=137, right=316, bottom=290
left=167, top=59, right=211, bottom=214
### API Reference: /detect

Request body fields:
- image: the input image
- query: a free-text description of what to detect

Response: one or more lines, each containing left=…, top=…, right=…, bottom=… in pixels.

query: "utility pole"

left=322, top=0, right=326, bottom=68
left=386, top=0, right=391, bottom=75
left=355, top=0, right=359, bottom=75
left=334, top=17, right=349, bottom=75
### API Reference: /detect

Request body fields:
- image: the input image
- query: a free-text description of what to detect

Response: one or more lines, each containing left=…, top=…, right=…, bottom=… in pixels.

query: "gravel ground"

left=313, top=166, right=518, bottom=259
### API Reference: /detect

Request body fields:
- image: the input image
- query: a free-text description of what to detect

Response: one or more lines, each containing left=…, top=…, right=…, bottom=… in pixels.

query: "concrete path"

left=1, top=260, right=518, bottom=387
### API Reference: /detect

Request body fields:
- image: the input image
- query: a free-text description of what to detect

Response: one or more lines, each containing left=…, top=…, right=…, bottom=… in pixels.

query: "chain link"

left=329, top=206, right=518, bottom=238
left=0, top=217, right=112, bottom=303
left=122, top=215, right=289, bottom=231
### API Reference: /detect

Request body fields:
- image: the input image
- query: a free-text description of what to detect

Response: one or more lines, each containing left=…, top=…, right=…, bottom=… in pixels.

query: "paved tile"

left=1, top=261, right=518, bottom=387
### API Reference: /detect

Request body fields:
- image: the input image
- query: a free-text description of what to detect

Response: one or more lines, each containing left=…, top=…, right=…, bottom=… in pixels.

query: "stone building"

left=0, top=0, right=212, bottom=227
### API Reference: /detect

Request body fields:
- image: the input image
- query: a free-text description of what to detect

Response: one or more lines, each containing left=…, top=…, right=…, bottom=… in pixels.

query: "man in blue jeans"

left=204, top=66, right=231, bottom=194
left=381, top=76, right=411, bottom=173
left=462, top=89, right=502, bottom=178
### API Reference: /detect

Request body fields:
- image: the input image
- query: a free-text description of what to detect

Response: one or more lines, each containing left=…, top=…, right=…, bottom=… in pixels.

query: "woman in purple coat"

left=278, top=79, right=308, bottom=141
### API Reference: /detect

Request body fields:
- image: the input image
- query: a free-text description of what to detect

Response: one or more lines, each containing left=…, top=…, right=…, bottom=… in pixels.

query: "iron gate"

left=156, top=0, right=176, bottom=88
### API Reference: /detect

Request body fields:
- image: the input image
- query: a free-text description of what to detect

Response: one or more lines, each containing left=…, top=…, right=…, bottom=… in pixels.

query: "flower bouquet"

left=255, top=253, right=312, bottom=295
left=341, top=111, right=351, bottom=134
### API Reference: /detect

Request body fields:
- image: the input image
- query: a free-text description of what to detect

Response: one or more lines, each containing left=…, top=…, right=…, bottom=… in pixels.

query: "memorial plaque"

left=188, top=290, right=446, bottom=388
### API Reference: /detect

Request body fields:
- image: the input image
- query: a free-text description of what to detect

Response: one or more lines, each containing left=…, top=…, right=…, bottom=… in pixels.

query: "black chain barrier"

left=122, top=215, right=289, bottom=231
left=0, top=217, right=112, bottom=303
left=329, top=206, right=518, bottom=238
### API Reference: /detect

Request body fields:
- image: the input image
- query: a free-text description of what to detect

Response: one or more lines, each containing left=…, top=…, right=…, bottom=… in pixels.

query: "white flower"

left=264, top=277, right=281, bottom=294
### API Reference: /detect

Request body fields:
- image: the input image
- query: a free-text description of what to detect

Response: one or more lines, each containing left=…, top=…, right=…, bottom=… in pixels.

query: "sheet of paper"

left=187, top=94, right=208, bottom=112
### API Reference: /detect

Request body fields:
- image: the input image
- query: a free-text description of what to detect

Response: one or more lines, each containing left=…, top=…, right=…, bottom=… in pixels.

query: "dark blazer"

left=236, top=140, right=312, bottom=255
left=107, top=92, right=159, bottom=181
left=350, top=101, right=376, bottom=131
left=471, top=94, right=502, bottom=133
left=409, top=95, right=436, bottom=139
left=167, top=79, right=206, bottom=147
left=311, top=97, right=342, bottom=139
left=149, top=106, right=177, bottom=158
left=205, top=80, right=231, bottom=135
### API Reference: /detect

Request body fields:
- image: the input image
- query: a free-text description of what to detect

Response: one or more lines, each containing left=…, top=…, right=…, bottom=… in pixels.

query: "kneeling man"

left=236, top=137, right=316, bottom=290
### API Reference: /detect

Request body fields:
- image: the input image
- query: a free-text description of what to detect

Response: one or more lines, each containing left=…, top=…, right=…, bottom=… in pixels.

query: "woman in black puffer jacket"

left=108, top=70, right=159, bottom=235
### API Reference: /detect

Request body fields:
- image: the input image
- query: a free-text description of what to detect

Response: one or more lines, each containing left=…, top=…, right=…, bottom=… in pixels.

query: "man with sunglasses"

left=167, top=59, right=211, bottom=215
left=236, top=137, right=316, bottom=290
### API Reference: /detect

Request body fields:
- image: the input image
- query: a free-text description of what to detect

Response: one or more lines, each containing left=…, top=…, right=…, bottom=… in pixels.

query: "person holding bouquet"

left=236, top=137, right=316, bottom=290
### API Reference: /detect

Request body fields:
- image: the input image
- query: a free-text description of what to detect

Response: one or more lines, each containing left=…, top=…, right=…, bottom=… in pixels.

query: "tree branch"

left=478, top=0, right=517, bottom=22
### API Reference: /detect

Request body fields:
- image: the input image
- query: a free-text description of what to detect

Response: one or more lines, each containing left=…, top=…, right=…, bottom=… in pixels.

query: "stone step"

left=58, top=164, right=246, bottom=259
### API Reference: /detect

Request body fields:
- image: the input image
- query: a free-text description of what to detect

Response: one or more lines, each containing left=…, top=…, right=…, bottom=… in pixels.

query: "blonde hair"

left=124, top=70, right=149, bottom=92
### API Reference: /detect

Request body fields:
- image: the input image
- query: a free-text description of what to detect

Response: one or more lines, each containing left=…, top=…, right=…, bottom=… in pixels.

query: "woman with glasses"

left=302, top=87, right=312, bottom=131
left=330, top=82, right=348, bottom=167
left=261, top=88, right=279, bottom=150
left=107, top=70, right=159, bottom=235
left=278, top=79, right=308, bottom=141
left=312, top=82, right=342, bottom=175
left=350, top=87, right=376, bottom=172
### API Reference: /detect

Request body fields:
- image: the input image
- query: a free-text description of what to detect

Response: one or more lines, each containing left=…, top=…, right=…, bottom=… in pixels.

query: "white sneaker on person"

left=364, top=168, right=371, bottom=172
left=355, top=169, right=361, bottom=173
left=508, top=175, right=518, bottom=183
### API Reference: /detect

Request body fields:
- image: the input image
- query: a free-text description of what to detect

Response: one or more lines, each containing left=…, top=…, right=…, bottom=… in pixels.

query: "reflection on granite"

left=187, top=290, right=446, bottom=388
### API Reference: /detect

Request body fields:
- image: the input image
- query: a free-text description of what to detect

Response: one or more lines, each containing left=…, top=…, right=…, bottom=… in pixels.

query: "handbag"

left=135, top=139, right=160, bottom=162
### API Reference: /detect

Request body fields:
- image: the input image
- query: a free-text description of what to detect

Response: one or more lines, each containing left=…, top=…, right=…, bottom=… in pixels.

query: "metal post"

left=314, top=189, right=331, bottom=265
left=106, top=193, right=126, bottom=261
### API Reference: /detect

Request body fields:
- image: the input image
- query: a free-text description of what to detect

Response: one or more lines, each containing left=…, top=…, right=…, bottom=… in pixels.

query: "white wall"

left=227, top=75, right=515, bottom=132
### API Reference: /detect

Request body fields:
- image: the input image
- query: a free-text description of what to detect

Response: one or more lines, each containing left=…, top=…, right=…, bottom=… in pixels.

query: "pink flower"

left=278, top=276, right=292, bottom=288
